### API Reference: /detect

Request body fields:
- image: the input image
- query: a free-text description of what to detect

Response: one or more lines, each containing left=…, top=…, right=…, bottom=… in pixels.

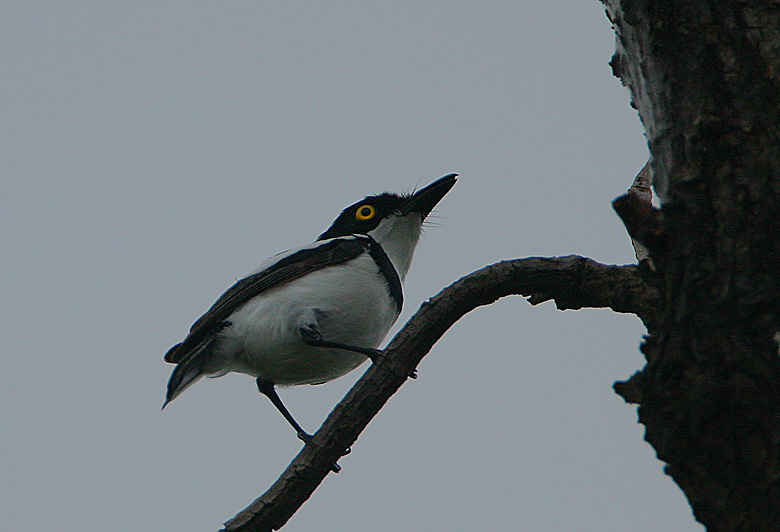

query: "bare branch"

left=222, top=255, right=658, bottom=532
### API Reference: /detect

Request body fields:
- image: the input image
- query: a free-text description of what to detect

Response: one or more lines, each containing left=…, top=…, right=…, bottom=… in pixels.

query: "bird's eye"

left=355, top=204, right=376, bottom=221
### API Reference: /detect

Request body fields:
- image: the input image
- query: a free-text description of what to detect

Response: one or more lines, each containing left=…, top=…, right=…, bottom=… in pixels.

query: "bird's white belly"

left=214, top=255, right=399, bottom=386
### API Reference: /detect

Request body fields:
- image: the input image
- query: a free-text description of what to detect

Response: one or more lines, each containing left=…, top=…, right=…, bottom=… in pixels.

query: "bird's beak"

left=400, top=173, right=457, bottom=218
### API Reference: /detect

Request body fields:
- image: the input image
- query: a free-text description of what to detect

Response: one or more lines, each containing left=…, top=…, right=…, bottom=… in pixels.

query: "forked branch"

left=222, top=255, right=659, bottom=532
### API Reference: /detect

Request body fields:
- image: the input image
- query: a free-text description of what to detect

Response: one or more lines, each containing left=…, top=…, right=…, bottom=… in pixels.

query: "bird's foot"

left=297, top=431, right=315, bottom=444
left=371, top=351, right=418, bottom=379
left=297, top=432, right=343, bottom=473
left=363, top=348, right=385, bottom=364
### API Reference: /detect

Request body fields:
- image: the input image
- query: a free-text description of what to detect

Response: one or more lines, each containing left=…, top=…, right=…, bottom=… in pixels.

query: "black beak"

left=400, top=173, right=457, bottom=217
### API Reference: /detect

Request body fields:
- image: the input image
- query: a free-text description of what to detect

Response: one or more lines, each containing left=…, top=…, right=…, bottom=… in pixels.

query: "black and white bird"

left=163, top=173, right=456, bottom=440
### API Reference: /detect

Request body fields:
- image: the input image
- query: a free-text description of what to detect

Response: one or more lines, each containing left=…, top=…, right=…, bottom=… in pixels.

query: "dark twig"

left=221, top=256, right=658, bottom=532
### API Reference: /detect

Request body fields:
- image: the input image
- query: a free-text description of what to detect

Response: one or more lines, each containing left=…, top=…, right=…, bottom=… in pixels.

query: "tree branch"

left=221, top=255, right=658, bottom=532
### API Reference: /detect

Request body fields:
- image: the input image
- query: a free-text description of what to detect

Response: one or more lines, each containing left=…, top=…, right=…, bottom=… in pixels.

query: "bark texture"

left=604, top=1, right=780, bottom=530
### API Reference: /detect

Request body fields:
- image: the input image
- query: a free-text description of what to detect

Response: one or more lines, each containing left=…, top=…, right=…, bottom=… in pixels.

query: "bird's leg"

left=255, top=378, right=311, bottom=441
left=298, top=322, right=385, bottom=363
left=255, top=378, right=343, bottom=473
left=299, top=323, right=418, bottom=378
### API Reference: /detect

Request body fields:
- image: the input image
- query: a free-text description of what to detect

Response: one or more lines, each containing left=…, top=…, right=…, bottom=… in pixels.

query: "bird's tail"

left=162, top=334, right=218, bottom=409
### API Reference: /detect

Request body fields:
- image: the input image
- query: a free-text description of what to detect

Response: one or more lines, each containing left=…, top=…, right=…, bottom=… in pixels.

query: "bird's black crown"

left=318, top=193, right=404, bottom=240
left=317, top=174, right=457, bottom=241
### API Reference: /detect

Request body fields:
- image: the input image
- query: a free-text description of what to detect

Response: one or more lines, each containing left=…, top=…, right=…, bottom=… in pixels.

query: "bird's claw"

left=297, top=432, right=344, bottom=473
left=365, top=348, right=385, bottom=364
left=297, top=431, right=315, bottom=444
left=329, top=446, right=352, bottom=473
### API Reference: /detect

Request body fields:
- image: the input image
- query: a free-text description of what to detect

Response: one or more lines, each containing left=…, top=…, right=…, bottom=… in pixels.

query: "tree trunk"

left=604, top=1, right=780, bottom=530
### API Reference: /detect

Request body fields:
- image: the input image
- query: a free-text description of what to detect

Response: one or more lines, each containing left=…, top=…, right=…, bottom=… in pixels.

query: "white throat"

left=368, top=214, right=423, bottom=281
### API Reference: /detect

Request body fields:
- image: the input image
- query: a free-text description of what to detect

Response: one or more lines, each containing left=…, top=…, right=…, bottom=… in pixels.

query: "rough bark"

left=222, top=256, right=658, bottom=531
left=604, top=1, right=780, bottom=530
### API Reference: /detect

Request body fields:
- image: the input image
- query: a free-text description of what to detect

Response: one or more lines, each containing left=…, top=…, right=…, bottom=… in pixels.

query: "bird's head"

left=318, top=173, right=457, bottom=279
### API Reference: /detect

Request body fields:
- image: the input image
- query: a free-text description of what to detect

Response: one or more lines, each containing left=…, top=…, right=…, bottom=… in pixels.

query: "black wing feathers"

left=164, top=237, right=371, bottom=364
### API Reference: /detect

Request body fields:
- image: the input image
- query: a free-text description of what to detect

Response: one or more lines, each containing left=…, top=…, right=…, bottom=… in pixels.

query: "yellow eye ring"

left=355, top=204, right=376, bottom=221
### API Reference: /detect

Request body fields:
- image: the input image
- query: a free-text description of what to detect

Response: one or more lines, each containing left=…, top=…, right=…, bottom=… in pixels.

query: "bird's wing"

left=164, top=236, right=371, bottom=364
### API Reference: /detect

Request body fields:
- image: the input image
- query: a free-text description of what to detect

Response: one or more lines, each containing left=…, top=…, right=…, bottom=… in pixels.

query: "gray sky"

left=2, top=3, right=703, bottom=531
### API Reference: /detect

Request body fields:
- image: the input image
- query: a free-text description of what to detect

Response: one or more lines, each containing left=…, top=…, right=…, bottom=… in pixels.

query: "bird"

left=163, top=173, right=457, bottom=441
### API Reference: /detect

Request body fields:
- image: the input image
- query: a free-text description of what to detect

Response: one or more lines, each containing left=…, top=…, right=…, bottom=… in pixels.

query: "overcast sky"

left=2, top=3, right=703, bottom=531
